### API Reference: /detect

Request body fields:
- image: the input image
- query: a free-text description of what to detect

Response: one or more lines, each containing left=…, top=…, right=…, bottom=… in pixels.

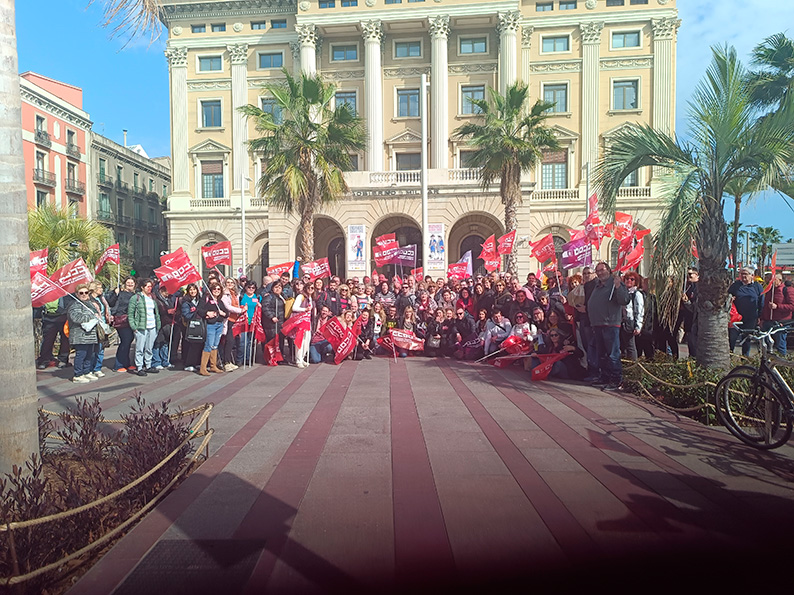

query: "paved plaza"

left=34, top=355, right=794, bottom=594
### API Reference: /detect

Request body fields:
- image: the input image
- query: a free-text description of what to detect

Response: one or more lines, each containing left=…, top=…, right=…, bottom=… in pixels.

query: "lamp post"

left=241, top=175, right=253, bottom=278
left=745, top=224, right=758, bottom=271
left=420, top=73, right=430, bottom=277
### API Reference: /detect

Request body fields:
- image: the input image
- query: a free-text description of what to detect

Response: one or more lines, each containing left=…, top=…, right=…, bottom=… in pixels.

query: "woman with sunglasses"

left=180, top=284, right=203, bottom=371
left=68, top=283, right=103, bottom=383
left=510, top=311, right=538, bottom=344
left=88, top=281, right=111, bottom=377
left=196, top=282, right=229, bottom=376
left=494, top=280, right=513, bottom=312
left=128, top=278, right=161, bottom=376
left=220, top=278, right=244, bottom=370
left=528, top=329, right=585, bottom=380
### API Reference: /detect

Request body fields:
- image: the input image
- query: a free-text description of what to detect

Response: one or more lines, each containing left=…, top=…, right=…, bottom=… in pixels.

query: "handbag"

left=427, top=336, right=441, bottom=349
left=185, top=318, right=207, bottom=343
left=112, top=314, right=129, bottom=328
left=96, top=321, right=108, bottom=343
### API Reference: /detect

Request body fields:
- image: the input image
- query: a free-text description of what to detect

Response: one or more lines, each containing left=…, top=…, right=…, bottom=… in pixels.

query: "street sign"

left=772, top=243, right=794, bottom=266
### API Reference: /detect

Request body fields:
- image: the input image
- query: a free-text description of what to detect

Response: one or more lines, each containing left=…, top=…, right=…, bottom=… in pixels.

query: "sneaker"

left=184, top=366, right=195, bottom=372
left=136, top=369, right=148, bottom=377
left=146, top=368, right=160, bottom=374
left=155, top=365, right=165, bottom=370
left=127, top=366, right=137, bottom=372
left=36, top=362, right=48, bottom=370
left=167, top=364, right=176, bottom=370
left=229, top=363, right=238, bottom=370
left=84, top=373, right=98, bottom=381
left=72, top=376, right=90, bottom=384
left=57, top=361, right=71, bottom=369
left=115, top=367, right=127, bottom=373
left=603, top=382, right=623, bottom=392
left=224, top=363, right=235, bottom=372
left=93, top=370, right=106, bottom=378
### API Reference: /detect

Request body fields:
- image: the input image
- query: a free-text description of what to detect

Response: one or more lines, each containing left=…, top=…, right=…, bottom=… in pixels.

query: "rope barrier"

left=620, top=359, right=716, bottom=413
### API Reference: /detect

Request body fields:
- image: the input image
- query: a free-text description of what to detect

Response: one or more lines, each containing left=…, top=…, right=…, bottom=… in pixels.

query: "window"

left=397, top=88, right=419, bottom=117
left=319, top=0, right=335, bottom=7
left=258, top=52, right=283, bottom=69
left=543, top=84, right=568, bottom=112
left=149, top=178, right=154, bottom=192
left=201, top=100, right=222, bottom=127
left=332, top=44, right=358, bottom=61
left=251, top=21, right=267, bottom=30
left=150, top=237, right=160, bottom=259
left=348, top=155, right=359, bottom=171
left=133, top=172, right=139, bottom=188
left=335, top=91, right=357, bottom=115
left=542, top=151, right=568, bottom=189
left=191, top=24, right=206, bottom=33
left=199, top=56, right=222, bottom=71
left=134, top=201, right=143, bottom=221
left=35, top=151, right=45, bottom=170
left=99, top=192, right=110, bottom=214
left=385, top=0, right=401, bottom=3
left=395, top=41, right=421, bottom=58
left=117, top=198, right=125, bottom=215
left=67, top=163, right=76, bottom=182
left=536, top=2, right=553, bottom=10
left=460, top=37, right=487, bottom=54
left=542, top=36, right=569, bottom=53
left=116, top=165, right=123, bottom=182
left=461, top=85, right=485, bottom=115
left=621, top=170, right=639, bottom=187
left=559, top=1, right=577, bottom=8
left=341, top=0, right=358, bottom=5
left=99, top=158, right=106, bottom=177
left=66, top=129, right=76, bottom=145
left=271, top=19, right=287, bottom=28
left=613, top=80, right=639, bottom=110
left=162, top=184, right=168, bottom=197
left=408, top=0, right=425, bottom=3
left=36, top=190, right=48, bottom=208
left=148, top=206, right=156, bottom=223
left=460, top=150, right=477, bottom=168
left=261, top=98, right=284, bottom=124
left=211, top=23, right=226, bottom=32
left=612, top=31, right=640, bottom=48
left=201, top=161, right=224, bottom=198
left=630, top=0, right=649, bottom=3
left=134, top=236, right=142, bottom=257
left=606, top=0, right=624, bottom=5
left=35, top=115, right=45, bottom=131
left=396, top=153, right=421, bottom=171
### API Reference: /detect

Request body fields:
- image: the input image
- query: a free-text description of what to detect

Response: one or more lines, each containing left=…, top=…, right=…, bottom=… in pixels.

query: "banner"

left=542, top=258, right=557, bottom=274
left=561, top=238, right=593, bottom=270
left=154, top=260, right=202, bottom=293
left=94, top=243, right=120, bottom=274
left=479, top=235, right=496, bottom=261
left=160, top=247, right=186, bottom=267
left=531, top=353, right=569, bottom=381
left=282, top=309, right=313, bottom=348
left=263, top=335, right=284, bottom=366
left=50, top=258, right=94, bottom=294
left=497, top=230, right=517, bottom=255
left=500, top=335, right=533, bottom=355
left=301, top=257, right=331, bottom=281
left=570, top=229, right=587, bottom=242
left=251, top=303, right=266, bottom=343
left=583, top=210, right=603, bottom=249
left=619, top=241, right=644, bottom=272
left=427, top=223, right=446, bottom=270
left=587, top=192, right=599, bottom=219
left=457, top=250, right=473, bottom=278
left=201, top=241, right=232, bottom=269
left=373, top=243, right=399, bottom=267
left=390, top=328, right=424, bottom=351
left=483, top=256, right=501, bottom=272
left=447, top=262, right=468, bottom=280
left=232, top=312, right=249, bottom=337
left=392, top=244, right=418, bottom=267
left=321, top=316, right=357, bottom=364
left=348, top=225, right=366, bottom=271
left=613, top=212, right=634, bottom=241
left=411, top=267, right=423, bottom=280
left=30, top=248, right=48, bottom=279
left=375, top=233, right=396, bottom=246
left=530, top=234, right=555, bottom=263
left=31, top=272, right=69, bottom=308
left=266, top=261, right=294, bottom=277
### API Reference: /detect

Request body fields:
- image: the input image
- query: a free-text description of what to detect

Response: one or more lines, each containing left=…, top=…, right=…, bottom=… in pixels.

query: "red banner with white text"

left=31, top=272, right=69, bottom=308
left=94, top=243, right=120, bottom=274
left=201, top=241, right=232, bottom=269
left=50, top=258, right=94, bottom=294
left=301, top=257, right=331, bottom=281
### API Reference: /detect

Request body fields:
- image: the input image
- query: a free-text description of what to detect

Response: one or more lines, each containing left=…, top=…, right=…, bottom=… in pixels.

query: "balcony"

left=65, top=179, right=86, bottom=196
left=116, top=180, right=130, bottom=193
left=97, top=210, right=114, bottom=223
left=617, top=186, right=652, bottom=199
left=132, top=185, right=146, bottom=198
left=97, top=173, right=114, bottom=188
left=369, top=170, right=421, bottom=185
left=146, top=191, right=160, bottom=203
left=116, top=215, right=131, bottom=227
left=189, top=198, right=231, bottom=208
left=148, top=222, right=160, bottom=232
left=33, top=168, right=56, bottom=187
left=66, top=142, right=81, bottom=159
left=532, top=189, right=580, bottom=201
left=34, top=129, right=51, bottom=148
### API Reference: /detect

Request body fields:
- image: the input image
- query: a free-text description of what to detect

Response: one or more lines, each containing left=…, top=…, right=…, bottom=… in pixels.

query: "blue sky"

left=14, top=0, right=794, bottom=238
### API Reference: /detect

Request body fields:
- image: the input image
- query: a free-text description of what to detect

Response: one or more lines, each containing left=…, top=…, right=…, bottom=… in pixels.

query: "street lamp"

left=241, top=175, right=253, bottom=278
left=745, top=224, right=758, bottom=271
left=420, top=73, right=430, bottom=277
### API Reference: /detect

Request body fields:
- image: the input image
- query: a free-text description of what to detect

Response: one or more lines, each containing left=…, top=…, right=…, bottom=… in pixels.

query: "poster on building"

left=347, top=225, right=366, bottom=271
left=427, top=223, right=445, bottom=270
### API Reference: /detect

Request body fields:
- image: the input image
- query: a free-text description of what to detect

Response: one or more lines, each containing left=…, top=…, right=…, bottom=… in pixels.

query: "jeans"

left=761, top=320, right=788, bottom=356
left=115, top=326, right=134, bottom=369
left=310, top=339, right=333, bottom=364
left=593, top=325, right=622, bottom=384
left=203, top=321, right=223, bottom=352
left=73, top=344, right=97, bottom=377
left=729, top=324, right=755, bottom=357
left=134, top=328, right=157, bottom=370
left=620, top=328, right=638, bottom=361
left=581, top=323, right=598, bottom=375
left=93, top=342, right=105, bottom=373
left=152, top=343, right=170, bottom=368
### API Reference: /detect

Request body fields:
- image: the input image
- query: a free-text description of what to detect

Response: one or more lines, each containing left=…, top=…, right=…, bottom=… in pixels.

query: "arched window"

left=460, top=234, right=485, bottom=276
left=260, top=242, right=270, bottom=271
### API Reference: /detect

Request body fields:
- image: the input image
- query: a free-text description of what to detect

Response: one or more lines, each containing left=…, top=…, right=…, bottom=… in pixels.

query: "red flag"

left=634, top=229, right=651, bottom=241
left=588, top=192, right=599, bottom=219
left=479, top=234, right=496, bottom=260
left=728, top=253, right=734, bottom=270
left=583, top=210, right=603, bottom=249
left=263, top=334, right=283, bottom=366
left=232, top=312, right=249, bottom=337
left=390, top=328, right=424, bottom=351
left=321, top=317, right=357, bottom=364
left=375, top=233, right=396, bottom=246
left=411, top=267, right=423, bottom=280
left=603, top=223, right=615, bottom=237
left=31, top=272, right=69, bottom=308
left=30, top=248, right=48, bottom=279
left=613, top=212, right=634, bottom=241
left=201, top=241, right=232, bottom=268
left=483, top=255, right=501, bottom=272
left=267, top=261, right=294, bottom=277
left=531, top=353, right=569, bottom=381
left=691, top=238, right=699, bottom=260
left=376, top=334, right=395, bottom=355
left=154, top=260, right=202, bottom=293
left=447, top=262, right=468, bottom=280
left=763, top=251, right=778, bottom=294
left=251, top=303, right=267, bottom=343
left=616, top=234, right=634, bottom=270
left=50, top=258, right=94, bottom=294
left=530, top=234, right=555, bottom=262
left=542, top=258, right=557, bottom=274
left=497, top=230, right=517, bottom=255
left=619, top=241, right=644, bottom=272
left=160, top=247, right=186, bottom=267
left=94, top=243, right=120, bottom=274
left=500, top=335, right=533, bottom=355
left=282, top=309, right=313, bottom=348
left=374, top=243, right=400, bottom=267
left=570, top=228, right=587, bottom=241
left=301, top=257, right=331, bottom=281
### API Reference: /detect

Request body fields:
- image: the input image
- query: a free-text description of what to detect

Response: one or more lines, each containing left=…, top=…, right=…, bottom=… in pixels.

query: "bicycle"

left=713, top=320, right=794, bottom=449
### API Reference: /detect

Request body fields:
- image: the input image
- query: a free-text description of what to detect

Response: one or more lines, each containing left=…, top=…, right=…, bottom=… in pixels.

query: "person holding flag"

left=728, top=268, right=764, bottom=356
left=36, top=296, right=71, bottom=370
left=196, top=282, right=229, bottom=376
left=237, top=281, right=261, bottom=366
left=285, top=283, right=315, bottom=368
left=262, top=281, right=288, bottom=363
left=761, top=271, right=794, bottom=356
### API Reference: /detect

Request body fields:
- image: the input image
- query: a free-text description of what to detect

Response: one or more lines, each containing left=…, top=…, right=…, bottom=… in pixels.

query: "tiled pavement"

left=39, top=356, right=794, bottom=594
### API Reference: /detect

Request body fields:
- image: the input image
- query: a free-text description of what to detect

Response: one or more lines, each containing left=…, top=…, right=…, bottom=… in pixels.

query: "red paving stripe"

left=37, top=368, right=182, bottom=407
left=238, top=363, right=359, bottom=594
left=437, top=361, right=599, bottom=562
left=474, top=366, right=720, bottom=544
left=68, top=366, right=318, bottom=595
left=390, top=359, right=456, bottom=585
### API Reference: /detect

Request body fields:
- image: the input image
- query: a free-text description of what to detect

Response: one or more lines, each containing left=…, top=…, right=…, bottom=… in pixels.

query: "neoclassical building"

left=160, top=0, right=679, bottom=281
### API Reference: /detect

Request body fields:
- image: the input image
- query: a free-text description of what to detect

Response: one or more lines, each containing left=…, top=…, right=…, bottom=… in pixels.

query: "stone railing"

left=189, top=198, right=231, bottom=208
left=532, top=188, right=579, bottom=201
left=617, top=186, right=652, bottom=198
left=369, top=170, right=421, bottom=185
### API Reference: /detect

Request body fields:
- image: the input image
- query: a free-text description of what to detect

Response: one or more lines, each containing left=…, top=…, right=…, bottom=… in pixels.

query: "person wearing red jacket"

left=761, top=272, right=794, bottom=355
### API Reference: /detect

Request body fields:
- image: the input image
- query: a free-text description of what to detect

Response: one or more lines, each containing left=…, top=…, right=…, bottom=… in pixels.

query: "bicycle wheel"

left=714, top=373, right=792, bottom=449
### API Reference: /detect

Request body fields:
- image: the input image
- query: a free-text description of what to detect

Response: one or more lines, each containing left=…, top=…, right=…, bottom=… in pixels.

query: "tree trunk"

left=502, top=164, right=521, bottom=275
left=0, top=0, right=40, bottom=474
left=300, top=205, right=315, bottom=262
left=731, top=193, right=740, bottom=270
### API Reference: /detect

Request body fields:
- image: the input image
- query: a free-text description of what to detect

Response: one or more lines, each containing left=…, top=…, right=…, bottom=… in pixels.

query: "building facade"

left=20, top=72, right=91, bottom=217
left=161, top=0, right=679, bottom=282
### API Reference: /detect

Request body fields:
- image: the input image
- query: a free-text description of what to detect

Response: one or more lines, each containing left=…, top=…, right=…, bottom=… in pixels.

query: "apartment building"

left=160, top=0, right=679, bottom=281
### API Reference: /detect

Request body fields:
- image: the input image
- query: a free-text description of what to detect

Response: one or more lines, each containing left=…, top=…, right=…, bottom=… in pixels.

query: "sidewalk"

left=37, top=357, right=794, bottom=594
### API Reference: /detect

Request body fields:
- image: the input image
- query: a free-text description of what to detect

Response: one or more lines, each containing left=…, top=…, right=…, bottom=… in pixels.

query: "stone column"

left=289, top=41, right=301, bottom=75
left=520, top=25, right=533, bottom=85
left=165, top=47, right=189, bottom=196
left=580, top=21, right=604, bottom=182
left=429, top=15, right=450, bottom=169
left=497, top=11, right=520, bottom=95
left=651, top=17, right=680, bottom=136
left=228, top=43, right=249, bottom=198
left=362, top=20, right=384, bottom=171
left=296, top=24, right=317, bottom=75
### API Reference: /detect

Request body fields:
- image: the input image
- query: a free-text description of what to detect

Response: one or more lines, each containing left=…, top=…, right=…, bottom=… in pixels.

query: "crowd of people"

left=34, top=261, right=793, bottom=389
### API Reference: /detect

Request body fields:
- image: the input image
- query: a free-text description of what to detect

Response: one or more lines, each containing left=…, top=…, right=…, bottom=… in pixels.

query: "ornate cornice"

left=448, top=63, right=498, bottom=75
left=383, top=66, right=430, bottom=78
left=521, top=25, right=534, bottom=49
left=160, top=0, right=296, bottom=22
left=323, top=69, right=365, bottom=81
left=248, top=77, right=287, bottom=89
left=227, top=43, right=249, bottom=65
left=652, top=17, right=681, bottom=41
left=165, top=46, right=188, bottom=68
left=187, top=80, right=232, bottom=91
left=497, top=11, right=521, bottom=35
left=296, top=23, right=317, bottom=46
left=428, top=15, right=450, bottom=40
left=579, top=21, right=604, bottom=45
left=529, top=60, right=582, bottom=73
left=600, top=56, right=653, bottom=70
left=360, top=19, right=383, bottom=43
left=20, top=87, right=92, bottom=130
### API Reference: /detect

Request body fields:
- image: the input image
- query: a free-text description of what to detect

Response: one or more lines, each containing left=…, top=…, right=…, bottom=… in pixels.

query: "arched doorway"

left=370, top=215, right=422, bottom=279
left=460, top=234, right=485, bottom=276
left=201, top=240, right=228, bottom=279
left=295, top=216, right=345, bottom=276
left=448, top=213, right=503, bottom=275
left=328, top=237, right=345, bottom=277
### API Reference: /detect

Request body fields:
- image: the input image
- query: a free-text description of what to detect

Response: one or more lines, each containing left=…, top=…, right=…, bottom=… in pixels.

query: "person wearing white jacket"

left=289, top=283, right=315, bottom=368
left=621, top=272, right=645, bottom=361
left=483, top=308, right=513, bottom=355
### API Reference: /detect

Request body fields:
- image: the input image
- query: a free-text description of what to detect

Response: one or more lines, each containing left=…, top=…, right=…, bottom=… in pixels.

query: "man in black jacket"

left=37, top=297, right=70, bottom=369
left=317, top=279, right=342, bottom=316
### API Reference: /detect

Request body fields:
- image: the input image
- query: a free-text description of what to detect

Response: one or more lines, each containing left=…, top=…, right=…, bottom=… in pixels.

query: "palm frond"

left=90, top=0, right=163, bottom=45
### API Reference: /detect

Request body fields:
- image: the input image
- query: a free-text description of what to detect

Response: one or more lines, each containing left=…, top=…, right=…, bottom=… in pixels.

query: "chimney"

left=123, top=129, right=128, bottom=147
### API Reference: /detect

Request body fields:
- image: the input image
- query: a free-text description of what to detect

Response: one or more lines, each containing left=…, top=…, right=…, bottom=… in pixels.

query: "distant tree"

left=750, top=226, right=783, bottom=269
left=748, top=33, right=794, bottom=114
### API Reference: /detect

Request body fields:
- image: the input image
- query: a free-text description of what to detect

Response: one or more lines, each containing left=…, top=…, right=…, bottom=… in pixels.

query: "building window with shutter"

left=541, top=151, right=568, bottom=189
left=201, top=161, right=224, bottom=198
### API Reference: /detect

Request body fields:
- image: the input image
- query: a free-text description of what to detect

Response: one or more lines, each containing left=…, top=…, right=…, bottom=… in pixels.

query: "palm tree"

left=723, top=177, right=758, bottom=270
left=726, top=220, right=743, bottom=268
left=240, top=71, right=366, bottom=262
left=748, top=33, right=794, bottom=114
left=595, top=46, right=794, bottom=370
left=750, top=225, right=783, bottom=269
left=453, top=82, right=560, bottom=274
left=0, top=0, right=161, bottom=475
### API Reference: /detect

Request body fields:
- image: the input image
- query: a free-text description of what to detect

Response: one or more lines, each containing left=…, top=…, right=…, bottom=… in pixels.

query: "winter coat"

left=128, top=292, right=161, bottom=333
left=262, top=292, right=286, bottom=330
left=197, top=293, right=229, bottom=322
left=67, top=299, right=100, bottom=345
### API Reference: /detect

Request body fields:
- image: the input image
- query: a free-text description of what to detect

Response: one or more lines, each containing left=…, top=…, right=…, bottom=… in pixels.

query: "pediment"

left=386, top=128, right=422, bottom=144
left=189, top=139, right=232, bottom=154
left=550, top=125, right=579, bottom=141
left=601, top=122, right=641, bottom=139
